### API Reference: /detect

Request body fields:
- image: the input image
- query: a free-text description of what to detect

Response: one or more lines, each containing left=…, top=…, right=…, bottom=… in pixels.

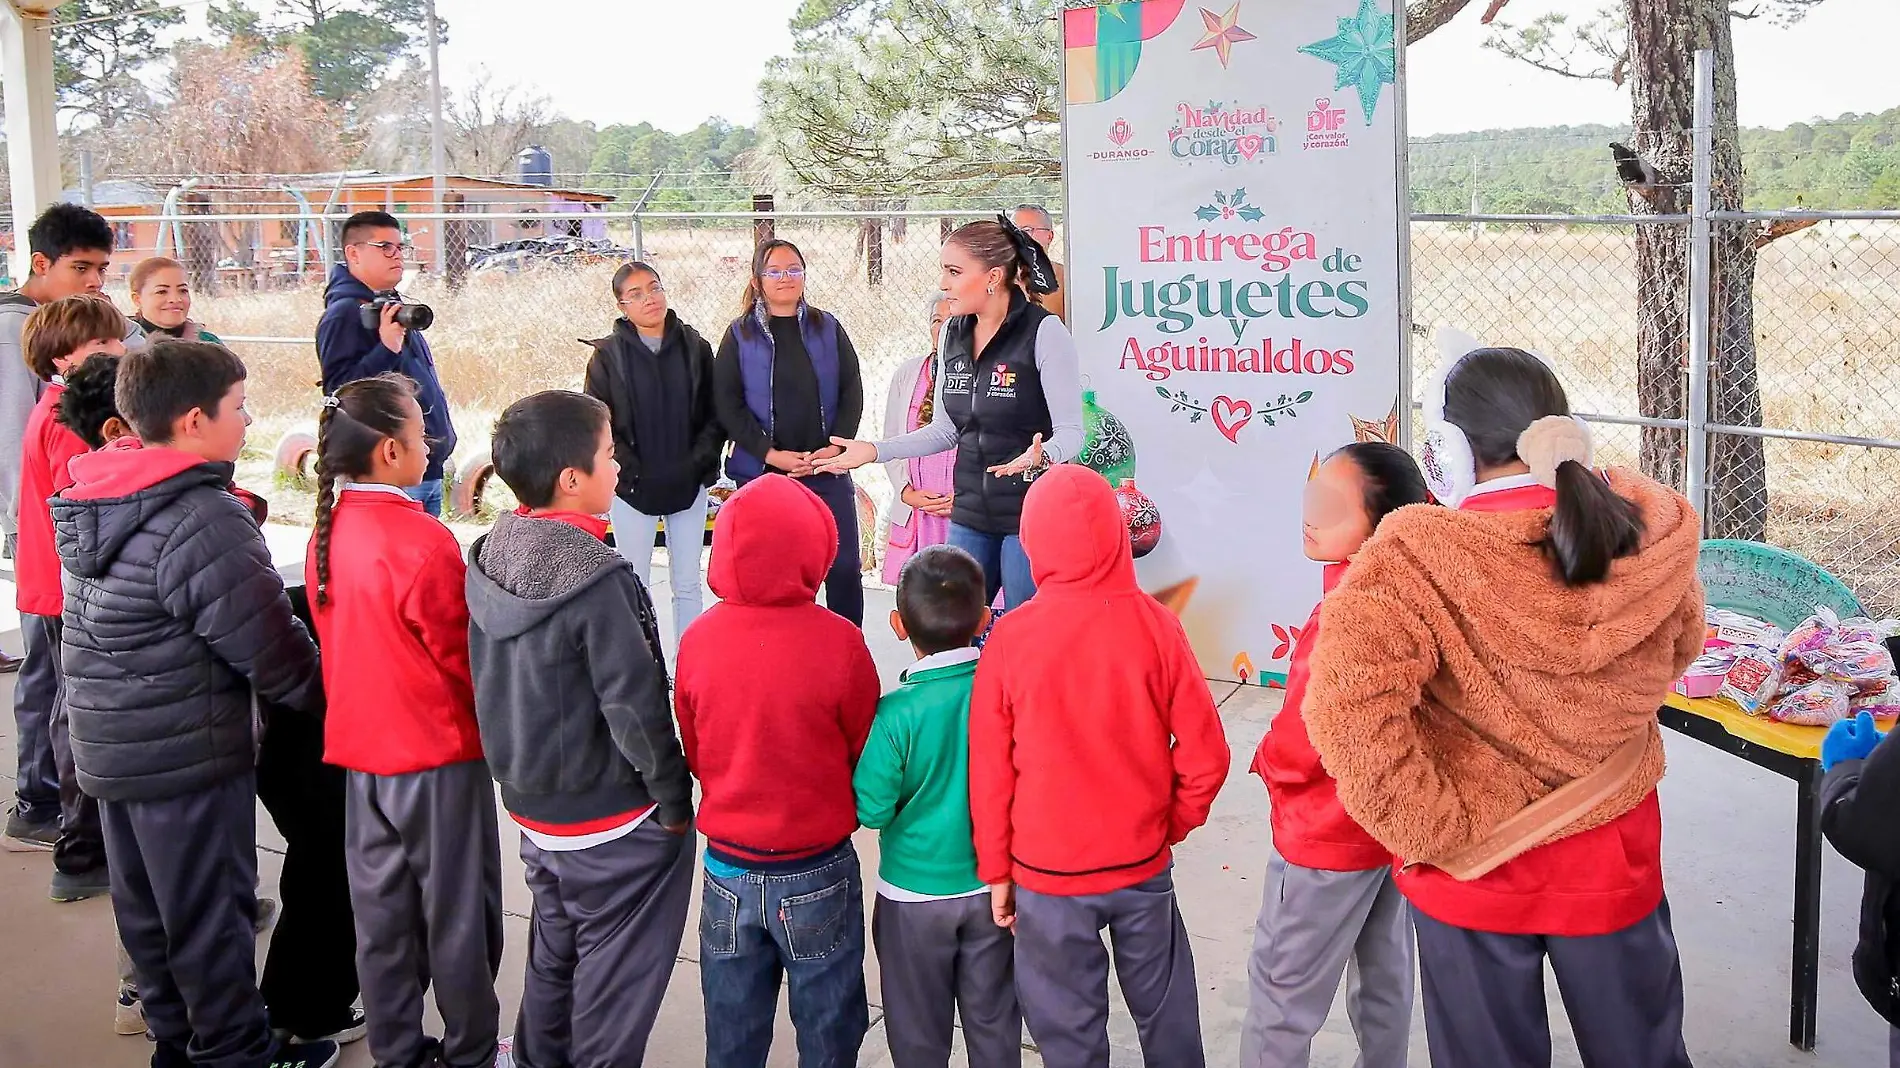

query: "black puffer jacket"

left=1823, top=731, right=1900, bottom=1028
left=53, top=443, right=322, bottom=802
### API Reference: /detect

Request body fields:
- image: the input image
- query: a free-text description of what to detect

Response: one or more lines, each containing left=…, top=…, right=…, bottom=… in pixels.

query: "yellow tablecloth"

left=1662, top=692, right=1825, bottom=761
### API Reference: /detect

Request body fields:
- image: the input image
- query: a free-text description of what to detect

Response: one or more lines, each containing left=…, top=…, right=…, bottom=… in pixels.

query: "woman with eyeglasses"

left=815, top=215, right=1082, bottom=612
left=128, top=256, right=223, bottom=343
left=878, top=293, right=954, bottom=586
left=712, top=239, right=867, bottom=626
left=582, top=261, right=725, bottom=652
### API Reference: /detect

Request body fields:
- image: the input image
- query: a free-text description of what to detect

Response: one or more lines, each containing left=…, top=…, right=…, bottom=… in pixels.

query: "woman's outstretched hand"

left=986, top=433, right=1046, bottom=478
left=810, top=437, right=878, bottom=474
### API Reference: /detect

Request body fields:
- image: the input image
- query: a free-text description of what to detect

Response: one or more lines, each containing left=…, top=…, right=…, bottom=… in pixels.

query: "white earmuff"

left=1422, top=327, right=1586, bottom=506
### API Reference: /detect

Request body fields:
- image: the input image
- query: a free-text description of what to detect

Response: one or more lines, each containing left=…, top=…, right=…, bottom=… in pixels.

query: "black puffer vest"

left=940, top=290, right=1054, bottom=535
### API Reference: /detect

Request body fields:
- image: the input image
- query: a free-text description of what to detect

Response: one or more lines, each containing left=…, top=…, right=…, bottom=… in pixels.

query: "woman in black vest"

left=582, top=261, right=724, bottom=654
left=712, top=240, right=867, bottom=626
left=818, top=216, right=1082, bottom=610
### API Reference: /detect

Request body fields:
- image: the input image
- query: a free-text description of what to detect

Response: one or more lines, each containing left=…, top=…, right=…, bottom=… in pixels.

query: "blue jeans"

left=948, top=522, right=1036, bottom=610
left=699, top=841, right=869, bottom=1068
left=405, top=479, right=444, bottom=519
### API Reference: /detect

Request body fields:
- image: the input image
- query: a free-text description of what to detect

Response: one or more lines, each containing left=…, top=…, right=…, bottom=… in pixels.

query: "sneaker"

left=493, top=1035, right=515, bottom=1068
left=50, top=866, right=112, bottom=902
left=0, top=650, right=21, bottom=674
left=253, top=895, right=279, bottom=933
left=113, top=983, right=144, bottom=1036
left=2, top=802, right=57, bottom=851
left=267, top=1039, right=339, bottom=1068
left=285, top=1007, right=367, bottom=1046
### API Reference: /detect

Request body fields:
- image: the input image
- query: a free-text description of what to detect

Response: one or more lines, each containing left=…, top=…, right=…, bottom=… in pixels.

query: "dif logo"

left=991, top=364, right=1017, bottom=388
left=1303, top=98, right=1350, bottom=151
left=1091, top=118, right=1152, bottom=163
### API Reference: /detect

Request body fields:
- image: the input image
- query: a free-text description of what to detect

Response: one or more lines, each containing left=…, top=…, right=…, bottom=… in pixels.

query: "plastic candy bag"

left=1766, top=678, right=1854, bottom=727
left=1676, top=650, right=1738, bottom=699
left=1852, top=676, right=1900, bottom=720
left=1779, top=607, right=1899, bottom=688
left=1719, top=649, right=1783, bottom=715
left=1705, top=608, right=1783, bottom=651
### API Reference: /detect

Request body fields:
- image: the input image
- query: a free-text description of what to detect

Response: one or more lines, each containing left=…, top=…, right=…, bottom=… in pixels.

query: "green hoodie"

left=853, top=650, right=983, bottom=896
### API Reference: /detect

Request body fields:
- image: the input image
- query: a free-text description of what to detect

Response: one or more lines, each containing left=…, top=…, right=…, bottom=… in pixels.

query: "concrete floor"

left=0, top=527, right=1894, bottom=1067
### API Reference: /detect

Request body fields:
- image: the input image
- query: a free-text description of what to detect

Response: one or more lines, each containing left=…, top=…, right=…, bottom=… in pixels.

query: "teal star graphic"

left=1297, top=0, right=1396, bottom=125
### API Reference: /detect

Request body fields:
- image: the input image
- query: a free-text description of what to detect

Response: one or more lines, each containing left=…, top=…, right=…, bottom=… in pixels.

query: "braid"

left=313, top=405, right=339, bottom=606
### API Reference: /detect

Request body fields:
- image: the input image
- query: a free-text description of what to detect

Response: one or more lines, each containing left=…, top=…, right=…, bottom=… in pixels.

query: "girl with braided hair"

left=304, top=373, right=505, bottom=1068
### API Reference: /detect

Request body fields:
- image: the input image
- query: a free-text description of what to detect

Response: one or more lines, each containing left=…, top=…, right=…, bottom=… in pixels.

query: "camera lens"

left=397, top=304, right=434, bottom=331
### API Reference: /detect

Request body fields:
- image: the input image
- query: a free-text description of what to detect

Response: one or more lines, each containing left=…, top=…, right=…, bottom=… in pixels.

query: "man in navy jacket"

left=315, top=210, right=458, bottom=516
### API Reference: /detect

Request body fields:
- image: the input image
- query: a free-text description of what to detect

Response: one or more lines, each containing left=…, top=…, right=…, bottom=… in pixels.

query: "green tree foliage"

left=208, top=0, right=439, bottom=105
left=759, top=0, right=1060, bottom=198
left=53, top=0, right=183, bottom=125
left=586, top=120, right=760, bottom=210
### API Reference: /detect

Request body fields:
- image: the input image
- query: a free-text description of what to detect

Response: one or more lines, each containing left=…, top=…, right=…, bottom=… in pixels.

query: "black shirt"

left=623, top=330, right=697, bottom=513
left=714, top=314, right=864, bottom=467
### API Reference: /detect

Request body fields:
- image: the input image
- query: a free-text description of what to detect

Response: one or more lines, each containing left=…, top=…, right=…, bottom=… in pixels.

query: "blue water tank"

left=517, top=145, right=553, bottom=187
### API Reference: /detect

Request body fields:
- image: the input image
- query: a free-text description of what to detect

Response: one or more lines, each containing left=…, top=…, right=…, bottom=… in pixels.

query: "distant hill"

left=1409, top=110, right=1900, bottom=213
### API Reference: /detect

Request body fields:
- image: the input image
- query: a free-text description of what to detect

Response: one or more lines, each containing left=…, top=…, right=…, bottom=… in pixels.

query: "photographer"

left=316, top=211, right=457, bottom=516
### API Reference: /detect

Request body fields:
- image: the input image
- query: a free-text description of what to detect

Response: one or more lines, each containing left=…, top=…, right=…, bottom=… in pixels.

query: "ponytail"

left=312, top=373, right=421, bottom=606
left=1547, top=461, right=1645, bottom=586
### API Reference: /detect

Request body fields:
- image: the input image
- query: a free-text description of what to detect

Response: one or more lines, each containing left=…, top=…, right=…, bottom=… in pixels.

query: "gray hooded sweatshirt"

left=465, top=511, right=693, bottom=828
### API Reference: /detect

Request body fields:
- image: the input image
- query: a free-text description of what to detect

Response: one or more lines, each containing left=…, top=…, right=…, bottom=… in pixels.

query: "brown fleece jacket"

left=1304, top=469, right=1706, bottom=866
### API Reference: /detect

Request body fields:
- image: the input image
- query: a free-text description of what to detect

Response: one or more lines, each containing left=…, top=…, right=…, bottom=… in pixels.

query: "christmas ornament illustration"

left=1350, top=402, right=1401, bottom=444
left=1116, top=479, right=1163, bottom=558
left=1079, top=388, right=1139, bottom=483
left=1298, top=0, right=1396, bottom=124
left=1191, top=2, right=1257, bottom=68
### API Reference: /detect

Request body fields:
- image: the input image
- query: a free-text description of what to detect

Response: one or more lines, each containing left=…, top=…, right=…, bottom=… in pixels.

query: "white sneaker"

left=114, top=982, right=145, bottom=1037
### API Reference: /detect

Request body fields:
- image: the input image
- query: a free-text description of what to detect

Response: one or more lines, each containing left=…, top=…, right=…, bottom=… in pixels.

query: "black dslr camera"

left=359, top=291, right=434, bottom=332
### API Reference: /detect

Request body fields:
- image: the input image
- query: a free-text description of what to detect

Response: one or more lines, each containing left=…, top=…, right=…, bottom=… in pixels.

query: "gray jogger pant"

left=1240, top=850, right=1414, bottom=1068
left=515, top=818, right=695, bottom=1068
left=1412, top=898, right=1693, bottom=1068
left=1014, top=870, right=1204, bottom=1068
left=872, top=892, right=1022, bottom=1068
left=345, top=761, right=505, bottom=1068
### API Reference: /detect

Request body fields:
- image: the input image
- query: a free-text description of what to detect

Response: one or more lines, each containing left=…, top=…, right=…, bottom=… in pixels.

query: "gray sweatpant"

left=345, top=761, right=505, bottom=1068
left=1240, top=850, right=1414, bottom=1068
left=1014, top=870, right=1203, bottom=1068
left=872, top=892, right=1022, bottom=1068
left=516, top=818, right=695, bottom=1068
left=1412, top=899, right=1692, bottom=1068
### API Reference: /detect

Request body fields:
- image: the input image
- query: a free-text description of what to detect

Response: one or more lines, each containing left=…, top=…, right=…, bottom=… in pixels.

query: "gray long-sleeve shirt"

left=873, top=316, right=1084, bottom=478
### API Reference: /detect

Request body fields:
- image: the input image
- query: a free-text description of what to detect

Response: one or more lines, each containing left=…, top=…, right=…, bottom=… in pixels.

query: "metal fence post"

left=1686, top=48, right=1714, bottom=529
left=630, top=172, right=663, bottom=261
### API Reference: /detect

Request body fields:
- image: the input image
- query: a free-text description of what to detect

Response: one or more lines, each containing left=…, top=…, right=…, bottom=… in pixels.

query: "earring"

left=986, top=284, right=995, bottom=294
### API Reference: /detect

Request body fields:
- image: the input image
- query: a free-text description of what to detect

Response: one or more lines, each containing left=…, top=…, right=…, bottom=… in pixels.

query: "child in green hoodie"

left=854, top=544, right=1022, bottom=1068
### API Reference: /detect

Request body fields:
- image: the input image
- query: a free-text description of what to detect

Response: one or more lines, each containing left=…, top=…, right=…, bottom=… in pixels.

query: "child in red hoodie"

left=305, top=373, right=502, bottom=1068
left=968, top=464, right=1229, bottom=1068
left=1242, top=442, right=1429, bottom=1068
left=674, top=473, right=882, bottom=1067
left=12, top=295, right=126, bottom=897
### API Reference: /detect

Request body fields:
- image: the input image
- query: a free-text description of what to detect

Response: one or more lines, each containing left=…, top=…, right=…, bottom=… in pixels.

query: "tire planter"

left=449, top=451, right=499, bottom=520
left=272, top=430, right=318, bottom=486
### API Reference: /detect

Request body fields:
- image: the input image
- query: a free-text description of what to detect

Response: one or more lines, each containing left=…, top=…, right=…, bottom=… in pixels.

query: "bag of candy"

left=1766, top=678, right=1854, bottom=726
left=1780, top=607, right=1898, bottom=688
left=1719, top=649, right=1783, bottom=715
left=1705, top=608, right=1783, bottom=651
left=1852, top=676, right=1900, bottom=720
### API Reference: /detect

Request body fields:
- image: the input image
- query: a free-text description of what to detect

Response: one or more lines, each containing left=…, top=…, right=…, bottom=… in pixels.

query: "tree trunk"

left=1622, top=0, right=1765, bottom=539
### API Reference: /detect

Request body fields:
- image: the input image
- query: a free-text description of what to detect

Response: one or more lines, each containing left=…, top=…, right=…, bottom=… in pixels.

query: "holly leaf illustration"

left=1261, top=414, right=1277, bottom=427
left=1237, top=205, right=1265, bottom=222
left=1277, top=394, right=1290, bottom=404
left=1195, top=206, right=1221, bottom=221
left=1297, top=391, right=1313, bottom=403
left=1155, top=386, right=1171, bottom=398
left=1214, top=190, right=1228, bottom=205
left=1231, top=187, right=1245, bottom=204
left=1190, top=412, right=1202, bottom=423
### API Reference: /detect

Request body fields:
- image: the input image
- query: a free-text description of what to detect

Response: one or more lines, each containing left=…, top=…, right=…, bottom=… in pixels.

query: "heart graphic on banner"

left=1211, top=396, right=1253, bottom=442
left=1237, top=134, right=1265, bottom=160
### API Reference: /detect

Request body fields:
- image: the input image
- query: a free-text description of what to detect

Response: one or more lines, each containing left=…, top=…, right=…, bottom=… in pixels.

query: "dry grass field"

left=163, top=219, right=1900, bottom=609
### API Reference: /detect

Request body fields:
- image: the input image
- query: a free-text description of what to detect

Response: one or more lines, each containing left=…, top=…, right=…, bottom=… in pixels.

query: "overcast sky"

left=183, top=0, right=1900, bottom=137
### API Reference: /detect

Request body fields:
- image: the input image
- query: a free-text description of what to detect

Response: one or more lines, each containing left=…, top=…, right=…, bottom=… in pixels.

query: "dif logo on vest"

left=988, top=364, right=1018, bottom=400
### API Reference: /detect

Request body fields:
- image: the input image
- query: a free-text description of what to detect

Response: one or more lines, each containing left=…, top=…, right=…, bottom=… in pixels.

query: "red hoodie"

left=306, top=486, right=482, bottom=775
left=1251, top=562, right=1391, bottom=872
left=674, top=475, right=881, bottom=865
left=969, top=465, right=1230, bottom=896
left=1394, top=479, right=1665, bottom=936
left=16, top=382, right=89, bottom=616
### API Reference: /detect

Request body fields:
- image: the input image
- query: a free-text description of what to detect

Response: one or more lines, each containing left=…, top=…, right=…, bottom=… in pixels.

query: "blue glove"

left=1821, top=711, right=1887, bottom=771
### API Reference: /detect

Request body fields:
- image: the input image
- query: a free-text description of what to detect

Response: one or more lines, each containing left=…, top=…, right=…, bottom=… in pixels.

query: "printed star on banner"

left=1191, top=3, right=1256, bottom=69
left=1297, top=0, right=1396, bottom=124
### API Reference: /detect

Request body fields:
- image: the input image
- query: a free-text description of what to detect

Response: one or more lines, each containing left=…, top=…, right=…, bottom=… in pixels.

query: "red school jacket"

left=17, top=382, right=88, bottom=617
left=1251, top=562, right=1392, bottom=872
left=306, top=486, right=483, bottom=775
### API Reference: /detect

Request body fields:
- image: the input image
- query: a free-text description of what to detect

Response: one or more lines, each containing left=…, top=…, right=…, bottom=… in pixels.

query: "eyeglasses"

left=352, top=239, right=411, bottom=259
left=1026, top=226, right=1055, bottom=239
left=762, top=267, right=806, bottom=282
left=617, top=283, right=666, bottom=305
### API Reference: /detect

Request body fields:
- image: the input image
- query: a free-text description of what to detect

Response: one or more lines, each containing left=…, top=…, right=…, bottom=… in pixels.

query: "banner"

left=1062, top=0, right=1407, bottom=684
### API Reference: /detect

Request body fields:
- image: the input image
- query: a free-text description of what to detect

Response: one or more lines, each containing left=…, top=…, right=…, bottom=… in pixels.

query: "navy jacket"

left=316, top=264, right=458, bottom=480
